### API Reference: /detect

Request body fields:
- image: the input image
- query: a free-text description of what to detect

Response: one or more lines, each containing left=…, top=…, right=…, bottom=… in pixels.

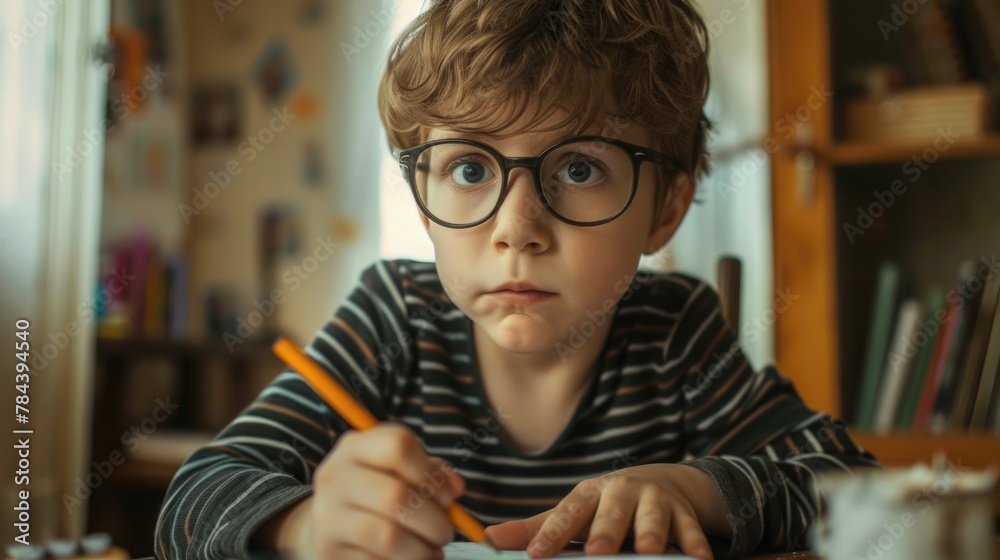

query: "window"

left=378, top=0, right=435, bottom=261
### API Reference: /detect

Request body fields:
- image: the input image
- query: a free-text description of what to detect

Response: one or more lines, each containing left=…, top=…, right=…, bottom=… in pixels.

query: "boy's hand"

left=483, top=464, right=729, bottom=560
left=284, top=423, right=465, bottom=560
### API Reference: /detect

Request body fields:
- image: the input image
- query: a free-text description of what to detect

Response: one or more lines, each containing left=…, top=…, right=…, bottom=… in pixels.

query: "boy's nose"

left=489, top=169, right=551, bottom=254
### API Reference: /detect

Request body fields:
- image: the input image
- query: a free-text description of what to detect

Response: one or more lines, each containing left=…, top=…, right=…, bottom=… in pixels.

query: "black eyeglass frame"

left=395, top=135, right=683, bottom=229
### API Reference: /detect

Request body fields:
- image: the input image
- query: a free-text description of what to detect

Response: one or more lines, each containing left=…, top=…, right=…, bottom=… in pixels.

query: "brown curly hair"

left=377, top=0, right=712, bottom=213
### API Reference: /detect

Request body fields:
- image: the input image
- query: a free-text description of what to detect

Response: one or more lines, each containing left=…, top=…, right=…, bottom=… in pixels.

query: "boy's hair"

left=377, top=0, right=711, bottom=215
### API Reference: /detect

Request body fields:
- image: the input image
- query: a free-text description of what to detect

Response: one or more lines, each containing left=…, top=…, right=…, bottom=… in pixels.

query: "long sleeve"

left=665, top=280, right=880, bottom=559
left=153, top=261, right=411, bottom=559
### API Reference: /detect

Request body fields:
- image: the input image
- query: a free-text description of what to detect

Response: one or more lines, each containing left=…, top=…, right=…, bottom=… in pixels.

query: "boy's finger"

left=584, top=483, right=639, bottom=555
left=671, top=510, right=713, bottom=560
left=483, top=510, right=551, bottom=550
left=337, top=467, right=454, bottom=547
left=344, top=425, right=446, bottom=495
left=427, top=456, right=465, bottom=499
left=338, top=504, right=445, bottom=560
left=526, top=491, right=598, bottom=557
left=631, top=488, right=671, bottom=554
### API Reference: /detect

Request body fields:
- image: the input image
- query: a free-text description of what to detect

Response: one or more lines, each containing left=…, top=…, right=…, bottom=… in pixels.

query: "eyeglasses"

left=395, top=136, right=681, bottom=228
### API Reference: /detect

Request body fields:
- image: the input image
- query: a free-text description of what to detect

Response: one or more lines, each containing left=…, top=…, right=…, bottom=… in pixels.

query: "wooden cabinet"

left=86, top=337, right=281, bottom=557
left=767, top=0, right=1000, bottom=514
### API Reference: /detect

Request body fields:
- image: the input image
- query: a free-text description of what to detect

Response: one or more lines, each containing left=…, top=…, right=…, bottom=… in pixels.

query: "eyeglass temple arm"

left=639, top=149, right=682, bottom=170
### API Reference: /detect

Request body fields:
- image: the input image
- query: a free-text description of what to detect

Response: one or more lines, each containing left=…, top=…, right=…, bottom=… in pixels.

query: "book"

left=166, top=253, right=188, bottom=338
left=960, top=0, right=1000, bottom=84
left=992, top=369, right=1000, bottom=431
left=913, top=296, right=958, bottom=432
left=873, top=299, right=923, bottom=433
left=897, top=288, right=946, bottom=430
left=128, top=233, right=149, bottom=336
left=949, top=271, right=1000, bottom=428
left=856, top=262, right=901, bottom=429
left=929, top=261, right=978, bottom=431
left=143, top=246, right=165, bottom=339
left=901, top=0, right=967, bottom=84
left=970, top=280, right=1000, bottom=429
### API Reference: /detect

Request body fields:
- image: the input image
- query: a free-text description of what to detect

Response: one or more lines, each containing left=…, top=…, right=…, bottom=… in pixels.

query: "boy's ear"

left=644, top=173, right=694, bottom=255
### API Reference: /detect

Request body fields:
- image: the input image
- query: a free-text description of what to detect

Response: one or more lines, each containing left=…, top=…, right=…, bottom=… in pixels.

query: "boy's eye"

left=446, top=158, right=495, bottom=186
left=552, top=157, right=605, bottom=187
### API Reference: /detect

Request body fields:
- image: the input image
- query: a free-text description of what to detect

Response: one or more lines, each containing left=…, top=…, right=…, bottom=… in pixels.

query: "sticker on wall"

left=299, top=0, right=328, bottom=24
left=190, top=82, right=242, bottom=146
left=130, top=95, right=182, bottom=193
left=289, top=89, right=320, bottom=120
left=128, top=0, right=171, bottom=68
left=253, top=39, right=297, bottom=104
left=106, top=25, right=149, bottom=126
left=258, top=205, right=302, bottom=260
left=130, top=129, right=180, bottom=193
left=331, top=216, right=360, bottom=243
left=302, top=139, right=325, bottom=188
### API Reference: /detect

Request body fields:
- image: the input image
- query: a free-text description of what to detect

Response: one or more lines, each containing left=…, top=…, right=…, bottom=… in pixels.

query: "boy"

left=155, top=0, right=878, bottom=558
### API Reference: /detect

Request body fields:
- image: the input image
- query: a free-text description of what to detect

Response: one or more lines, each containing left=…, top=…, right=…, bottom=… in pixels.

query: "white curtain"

left=0, top=0, right=110, bottom=543
left=378, top=0, right=435, bottom=262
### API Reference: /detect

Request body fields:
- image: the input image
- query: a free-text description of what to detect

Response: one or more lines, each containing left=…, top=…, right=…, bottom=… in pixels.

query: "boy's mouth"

left=487, top=282, right=556, bottom=306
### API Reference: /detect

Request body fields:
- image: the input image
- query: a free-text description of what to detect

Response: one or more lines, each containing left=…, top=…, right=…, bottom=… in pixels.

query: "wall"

left=179, top=0, right=391, bottom=348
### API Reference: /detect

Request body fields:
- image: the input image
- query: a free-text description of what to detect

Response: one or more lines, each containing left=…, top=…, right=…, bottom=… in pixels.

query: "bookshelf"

left=830, top=134, right=1000, bottom=165
left=86, top=337, right=281, bottom=556
left=768, top=0, right=1000, bottom=516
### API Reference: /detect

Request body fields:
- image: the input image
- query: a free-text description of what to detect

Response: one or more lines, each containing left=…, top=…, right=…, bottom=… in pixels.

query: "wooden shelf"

left=95, top=336, right=280, bottom=361
left=853, top=432, right=1000, bottom=466
left=114, top=460, right=183, bottom=489
left=829, top=134, right=1000, bottom=166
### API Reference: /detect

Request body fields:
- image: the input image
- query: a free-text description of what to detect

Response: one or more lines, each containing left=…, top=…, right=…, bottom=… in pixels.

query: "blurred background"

left=1, top=0, right=998, bottom=557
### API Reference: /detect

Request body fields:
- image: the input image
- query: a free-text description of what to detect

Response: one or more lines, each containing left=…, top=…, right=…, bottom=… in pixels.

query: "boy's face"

left=417, top=109, right=692, bottom=364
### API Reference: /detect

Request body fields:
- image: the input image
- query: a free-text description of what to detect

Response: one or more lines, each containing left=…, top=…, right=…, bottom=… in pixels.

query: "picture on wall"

left=253, top=39, right=297, bottom=103
left=190, top=83, right=242, bottom=146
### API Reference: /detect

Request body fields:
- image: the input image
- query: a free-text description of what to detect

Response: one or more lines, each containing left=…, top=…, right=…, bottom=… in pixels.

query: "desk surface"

left=744, top=535, right=1000, bottom=559
left=133, top=536, right=1000, bottom=559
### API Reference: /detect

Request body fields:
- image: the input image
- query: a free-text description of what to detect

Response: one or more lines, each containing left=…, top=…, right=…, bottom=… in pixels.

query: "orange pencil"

left=272, top=337, right=497, bottom=551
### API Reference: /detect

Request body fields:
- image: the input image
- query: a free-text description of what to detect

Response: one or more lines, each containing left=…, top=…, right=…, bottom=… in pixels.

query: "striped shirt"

left=154, top=259, right=879, bottom=559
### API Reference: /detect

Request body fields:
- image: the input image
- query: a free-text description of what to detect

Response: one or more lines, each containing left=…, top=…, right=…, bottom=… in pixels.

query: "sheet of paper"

left=443, top=542, right=697, bottom=559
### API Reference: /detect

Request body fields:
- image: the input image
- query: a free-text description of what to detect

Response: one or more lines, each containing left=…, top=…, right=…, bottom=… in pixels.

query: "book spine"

left=874, top=300, right=923, bottom=433
left=857, top=262, right=900, bottom=429
left=914, top=298, right=958, bottom=431
left=949, top=272, right=1000, bottom=429
left=168, top=253, right=188, bottom=339
left=896, top=289, right=945, bottom=430
left=970, top=283, right=1000, bottom=429
left=129, top=233, right=149, bottom=336
left=929, top=261, right=978, bottom=431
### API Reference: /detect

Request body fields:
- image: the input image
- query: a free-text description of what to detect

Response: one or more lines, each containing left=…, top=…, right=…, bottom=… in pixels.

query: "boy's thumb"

left=428, top=456, right=465, bottom=498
